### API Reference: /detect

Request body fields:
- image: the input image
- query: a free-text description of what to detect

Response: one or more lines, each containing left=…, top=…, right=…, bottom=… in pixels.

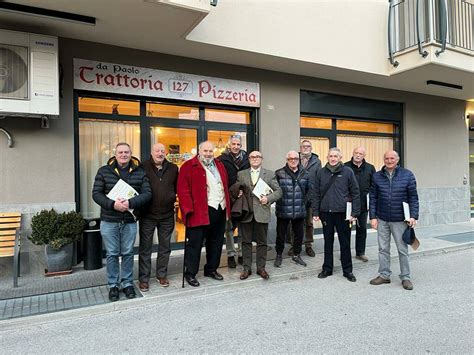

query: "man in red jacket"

left=177, top=140, right=231, bottom=287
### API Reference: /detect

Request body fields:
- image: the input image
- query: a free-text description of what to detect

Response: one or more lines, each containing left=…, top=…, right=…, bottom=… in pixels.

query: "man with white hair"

left=312, top=147, right=360, bottom=282
left=369, top=150, right=419, bottom=290
left=345, top=146, right=376, bottom=262
left=274, top=151, right=311, bottom=268
left=177, top=141, right=231, bottom=287
left=218, top=134, right=250, bottom=268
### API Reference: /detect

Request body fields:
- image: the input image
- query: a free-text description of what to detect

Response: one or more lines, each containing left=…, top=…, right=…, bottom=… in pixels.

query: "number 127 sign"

left=169, top=79, right=192, bottom=94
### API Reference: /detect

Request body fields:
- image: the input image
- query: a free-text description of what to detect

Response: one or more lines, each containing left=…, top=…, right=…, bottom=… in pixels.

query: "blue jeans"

left=100, top=221, right=137, bottom=288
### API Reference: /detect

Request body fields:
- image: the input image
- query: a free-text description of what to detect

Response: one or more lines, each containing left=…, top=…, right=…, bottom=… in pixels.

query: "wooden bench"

left=0, top=212, right=21, bottom=287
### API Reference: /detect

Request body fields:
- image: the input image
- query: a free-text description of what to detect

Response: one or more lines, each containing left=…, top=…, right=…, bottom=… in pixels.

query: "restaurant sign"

left=73, top=59, right=260, bottom=107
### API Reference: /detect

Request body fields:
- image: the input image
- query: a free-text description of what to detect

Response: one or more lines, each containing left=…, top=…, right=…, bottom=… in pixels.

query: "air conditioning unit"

left=0, top=29, right=59, bottom=118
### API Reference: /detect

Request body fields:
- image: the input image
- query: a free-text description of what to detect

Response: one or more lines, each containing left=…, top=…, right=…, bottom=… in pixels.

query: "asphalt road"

left=1, top=248, right=473, bottom=354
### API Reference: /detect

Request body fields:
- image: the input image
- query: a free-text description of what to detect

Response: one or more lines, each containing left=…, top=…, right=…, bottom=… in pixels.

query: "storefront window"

left=79, top=119, right=141, bottom=219
left=300, top=117, right=332, bottom=129
left=336, top=120, right=394, bottom=134
left=78, top=97, right=140, bottom=116
left=205, top=109, right=250, bottom=124
left=207, top=130, right=248, bottom=157
left=150, top=126, right=197, bottom=167
left=337, top=134, right=393, bottom=169
left=146, top=103, right=199, bottom=120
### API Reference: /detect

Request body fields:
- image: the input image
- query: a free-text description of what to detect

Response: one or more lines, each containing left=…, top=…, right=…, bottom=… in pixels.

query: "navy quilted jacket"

left=369, top=166, right=419, bottom=222
left=275, top=166, right=310, bottom=219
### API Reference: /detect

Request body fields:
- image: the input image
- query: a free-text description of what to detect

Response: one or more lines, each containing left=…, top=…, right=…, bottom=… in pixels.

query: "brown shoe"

left=402, top=280, right=413, bottom=290
left=157, top=277, right=170, bottom=287
left=356, top=255, right=369, bottom=262
left=240, top=270, right=252, bottom=280
left=257, top=269, right=270, bottom=280
left=305, top=246, right=316, bottom=257
left=138, top=281, right=149, bottom=292
left=370, top=276, right=391, bottom=285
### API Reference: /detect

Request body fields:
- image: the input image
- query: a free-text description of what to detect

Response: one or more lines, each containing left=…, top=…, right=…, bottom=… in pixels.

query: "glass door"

left=150, top=125, right=198, bottom=242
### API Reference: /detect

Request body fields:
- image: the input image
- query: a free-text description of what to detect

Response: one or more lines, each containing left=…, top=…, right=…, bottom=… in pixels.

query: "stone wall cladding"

left=417, top=187, right=471, bottom=227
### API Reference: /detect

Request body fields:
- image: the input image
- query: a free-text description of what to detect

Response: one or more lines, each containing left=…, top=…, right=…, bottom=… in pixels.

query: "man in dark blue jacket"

left=369, top=150, right=419, bottom=291
left=274, top=150, right=311, bottom=268
left=92, top=142, right=152, bottom=301
left=312, top=148, right=360, bottom=282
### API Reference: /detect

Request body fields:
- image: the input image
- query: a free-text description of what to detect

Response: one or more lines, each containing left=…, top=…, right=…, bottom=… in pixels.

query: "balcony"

left=388, top=0, right=473, bottom=76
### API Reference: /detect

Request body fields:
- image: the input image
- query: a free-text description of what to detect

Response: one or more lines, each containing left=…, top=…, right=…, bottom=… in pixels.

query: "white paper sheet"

left=252, top=178, right=273, bottom=198
left=403, top=202, right=410, bottom=221
left=107, top=179, right=139, bottom=219
left=345, top=202, right=352, bottom=220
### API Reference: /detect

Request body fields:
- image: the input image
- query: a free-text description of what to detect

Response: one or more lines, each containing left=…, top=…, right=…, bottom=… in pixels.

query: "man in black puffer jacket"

left=274, top=151, right=311, bottom=268
left=92, top=142, right=152, bottom=301
left=312, top=147, right=360, bottom=282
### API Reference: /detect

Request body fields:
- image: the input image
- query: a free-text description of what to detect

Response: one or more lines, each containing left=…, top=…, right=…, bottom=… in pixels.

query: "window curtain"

left=337, top=134, right=394, bottom=170
left=79, top=120, right=141, bottom=219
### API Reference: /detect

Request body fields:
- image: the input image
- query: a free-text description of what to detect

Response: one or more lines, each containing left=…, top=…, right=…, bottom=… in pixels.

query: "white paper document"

left=252, top=178, right=273, bottom=198
left=366, top=193, right=370, bottom=209
left=345, top=202, right=352, bottom=220
left=107, top=179, right=139, bottom=219
left=403, top=202, right=410, bottom=221
left=107, top=179, right=139, bottom=200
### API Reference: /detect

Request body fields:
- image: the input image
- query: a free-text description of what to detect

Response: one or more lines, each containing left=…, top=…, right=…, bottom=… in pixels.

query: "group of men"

left=92, top=136, right=419, bottom=302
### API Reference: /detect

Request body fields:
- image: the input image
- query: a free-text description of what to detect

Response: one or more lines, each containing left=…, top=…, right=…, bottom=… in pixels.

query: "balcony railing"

left=388, top=0, right=473, bottom=67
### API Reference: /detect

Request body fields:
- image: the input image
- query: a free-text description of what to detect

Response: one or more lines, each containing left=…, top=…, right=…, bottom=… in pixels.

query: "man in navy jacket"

left=369, top=150, right=419, bottom=290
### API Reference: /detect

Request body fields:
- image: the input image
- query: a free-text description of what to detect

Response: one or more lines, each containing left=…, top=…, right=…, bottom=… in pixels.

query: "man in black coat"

left=138, top=143, right=178, bottom=292
left=92, top=142, right=152, bottom=301
left=217, top=134, right=250, bottom=268
left=345, top=147, right=376, bottom=262
left=312, top=147, right=360, bottom=282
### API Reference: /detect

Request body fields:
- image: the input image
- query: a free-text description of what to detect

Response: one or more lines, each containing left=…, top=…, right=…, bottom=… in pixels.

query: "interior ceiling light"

left=426, top=80, right=462, bottom=90
left=0, top=2, right=96, bottom=25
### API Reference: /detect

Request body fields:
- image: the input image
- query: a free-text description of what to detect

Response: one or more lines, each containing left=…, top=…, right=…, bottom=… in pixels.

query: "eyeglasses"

left=301, top=145, right=311, bottom=148
left=249, top=155, right=262, bottom=159
left=287, top=158, right=299, bottom=161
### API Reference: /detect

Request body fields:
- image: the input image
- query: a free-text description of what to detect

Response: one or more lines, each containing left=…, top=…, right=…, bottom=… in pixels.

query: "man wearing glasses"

left=287, top=140, right=321, bottom=257
left=237, top=151, right=281, bottom=280
left=217, top=134, right=250, bottom=268
left=274, top=151, right=311, bottom=268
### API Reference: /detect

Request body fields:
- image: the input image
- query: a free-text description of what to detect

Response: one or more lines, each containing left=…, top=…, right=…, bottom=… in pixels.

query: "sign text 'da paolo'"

left=73, top=59, right=260, bottom=107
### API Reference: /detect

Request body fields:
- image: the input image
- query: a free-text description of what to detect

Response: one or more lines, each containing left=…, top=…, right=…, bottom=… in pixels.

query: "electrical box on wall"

left=0, top=29, right=59, bottom=118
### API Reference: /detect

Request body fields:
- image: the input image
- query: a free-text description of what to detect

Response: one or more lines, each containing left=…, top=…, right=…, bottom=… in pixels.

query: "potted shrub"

left=29, top=209, right=85, bottom=275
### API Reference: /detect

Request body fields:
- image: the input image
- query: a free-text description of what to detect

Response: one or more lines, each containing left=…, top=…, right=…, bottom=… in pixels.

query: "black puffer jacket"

left=92, top=156, right=152, bottom=223
left=218, top=150, right=250, bottom=187
left=275, top=166, right=310, bottom=219
left=344, top=159, right=376, bottom=211
left=312, top=163, right=361, bottom=217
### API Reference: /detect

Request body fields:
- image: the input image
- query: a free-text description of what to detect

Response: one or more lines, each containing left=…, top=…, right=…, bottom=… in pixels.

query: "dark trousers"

left=138, top=215, right=174, bottom=282
left=240, top=219, right=268, bottom=272
left=355, top=211, right=368, bottom=256
left=320, top=212, right=352, bottom=275
left=288, top=207, right=314, bottom=248
left=276, top=217, right=304, bottom=255
left=184, top=206, right=226, bottom=277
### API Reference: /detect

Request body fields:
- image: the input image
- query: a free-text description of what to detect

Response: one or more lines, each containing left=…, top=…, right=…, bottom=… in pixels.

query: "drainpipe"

left=0, top=127, right=14, bottom=148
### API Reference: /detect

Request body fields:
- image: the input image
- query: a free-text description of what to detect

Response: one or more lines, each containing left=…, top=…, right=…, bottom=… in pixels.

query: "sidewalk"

left=1, top=220, right=472, bottom=321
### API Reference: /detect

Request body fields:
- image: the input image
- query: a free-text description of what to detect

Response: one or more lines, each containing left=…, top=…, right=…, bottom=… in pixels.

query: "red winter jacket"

left=177, top=156, right=231, bottom=227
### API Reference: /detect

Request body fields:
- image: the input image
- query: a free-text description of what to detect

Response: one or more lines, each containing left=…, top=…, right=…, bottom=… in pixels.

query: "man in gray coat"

left=236, top=151, right=282, bottom=280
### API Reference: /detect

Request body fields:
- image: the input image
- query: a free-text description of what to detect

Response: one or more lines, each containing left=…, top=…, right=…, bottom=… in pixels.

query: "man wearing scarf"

left=218, top=135, right=250, bottom=268
left=177, top=141, right=231, bottom=287
left=312, top=147, right=360, bottom=282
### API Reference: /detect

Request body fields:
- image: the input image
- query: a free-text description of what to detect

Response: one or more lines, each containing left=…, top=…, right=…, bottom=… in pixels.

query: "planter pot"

left=45, top=243, right=74, bottom=276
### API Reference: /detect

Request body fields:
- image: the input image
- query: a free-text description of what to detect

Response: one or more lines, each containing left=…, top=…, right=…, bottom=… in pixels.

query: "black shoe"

left=204, top=271, right=224, bottom=281
left=123, top=286, right=136, bottom=299
left=274, top=254, right=282, bottom=267
left=108, top=287, right=119, bottom=302
left=228, top=256, right=237, bottom=269
left=237, top=256, right=243, bottom=265
left=292, top=255, right=307, bottom=267
left=318, top=270, right=333, bottom=279
left=185, top=275, right=200, bottom=287
left=343, top=273, right=357, bottom=282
